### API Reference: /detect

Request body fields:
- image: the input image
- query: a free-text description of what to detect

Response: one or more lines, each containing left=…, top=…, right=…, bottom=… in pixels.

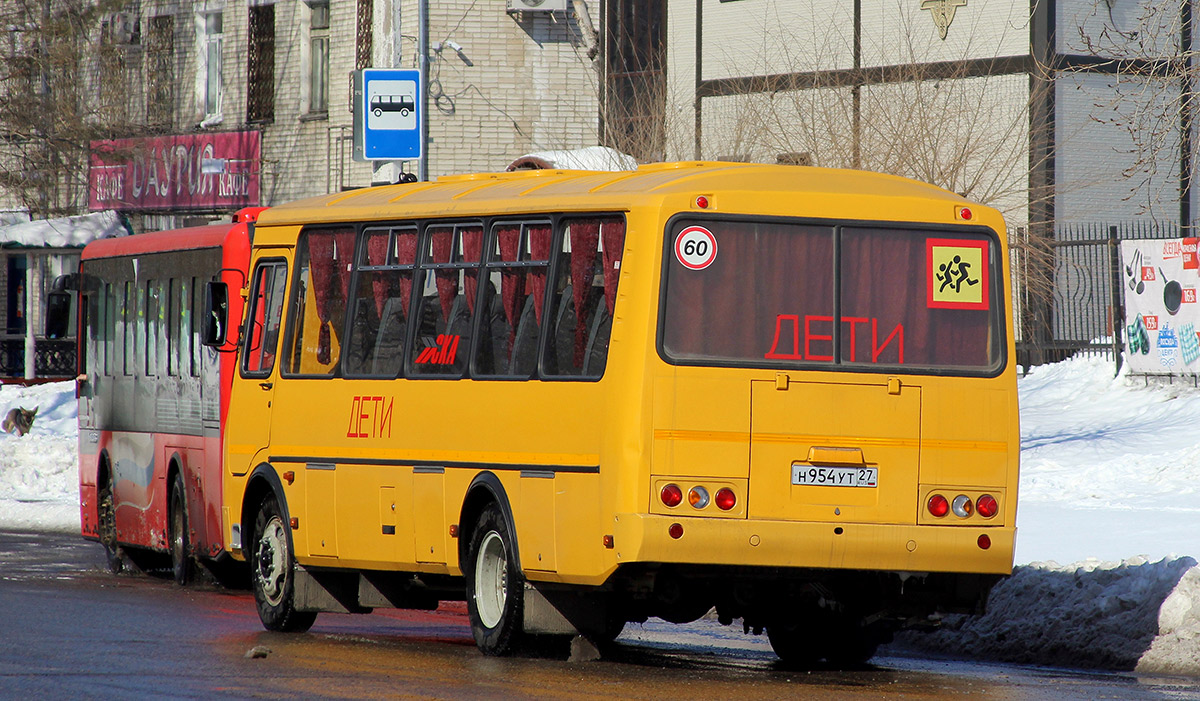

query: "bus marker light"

left=603, top=535, right=614, bottom=549
left=977, top=494, right=998, bottom=518
left=958, top=206, right=973, bottom=220
left=927, top=494, right=949, bottom=517
left=289, top=517, right=299, bottom=530
left=449, top=524, right=459, bottom=538
left=951, top=495, right=974, bottom=518
left=715, top=488, right=736, bottom=511
left=283, top=471, right=295, bottom=485
left=696, top=195, right=710, bottom=209
left=688, top=486, right=710, bottom=509
left=978, top=534, right=991, bottom=550
left=661, top=484, right=683, bottom=507
left=669, top=523, right=684, bottom=539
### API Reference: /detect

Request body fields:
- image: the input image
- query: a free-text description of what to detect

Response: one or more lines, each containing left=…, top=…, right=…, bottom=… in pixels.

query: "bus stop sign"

left=353, top=68, right=423, bottom=161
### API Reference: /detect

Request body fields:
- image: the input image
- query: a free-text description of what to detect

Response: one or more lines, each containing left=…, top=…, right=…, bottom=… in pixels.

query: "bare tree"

left=1057, top=0, right=1194, bottom=221
left=0, top=0, right=132, bottom=219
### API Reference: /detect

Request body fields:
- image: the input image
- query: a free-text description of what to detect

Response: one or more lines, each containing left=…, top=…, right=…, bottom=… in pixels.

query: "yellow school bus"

left=216, top=162, right=1018, bottom=664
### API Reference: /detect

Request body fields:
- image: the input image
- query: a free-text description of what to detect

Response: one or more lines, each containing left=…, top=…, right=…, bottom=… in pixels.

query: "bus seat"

left=371, top=297, right=407, bottom=376
left=509, top=295, right=539, bottom=376
left=582, top=297, right=611, bottom=376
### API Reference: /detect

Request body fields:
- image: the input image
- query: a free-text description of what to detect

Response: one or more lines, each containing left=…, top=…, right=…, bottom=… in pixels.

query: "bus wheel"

left=466, top=503, right=524, bottom=656
left=97, top=481, right=123, bottom=575
left=169, top=473, right=194, bottom=585
left=766, top=621, right=820, bottom=667
left=251, top=495, right=317, bottom=633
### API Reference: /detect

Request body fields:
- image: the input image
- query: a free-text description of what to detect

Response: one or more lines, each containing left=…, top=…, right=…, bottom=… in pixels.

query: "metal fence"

left=1014, top=221, right=1179, bottom=373
left=0, top=338, right=76, bottom=379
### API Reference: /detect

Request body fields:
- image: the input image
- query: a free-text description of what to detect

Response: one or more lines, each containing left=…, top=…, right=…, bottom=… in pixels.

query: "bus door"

left=225, top=255, right=290, bottom=478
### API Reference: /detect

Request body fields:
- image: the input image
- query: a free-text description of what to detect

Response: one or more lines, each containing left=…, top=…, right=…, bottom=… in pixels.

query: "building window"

left=309, top=1, right=330, bottom=115
left=98, top=13, right=132, bottom=125
left=247, top=4, right=275, bottom=123
left=355, top=0, right=372, bottom=70
left=200, top=11, right=223, bottom=118
left=146, top=15, right=175, bottom=128
left=604, top=0, right=666, bottom=162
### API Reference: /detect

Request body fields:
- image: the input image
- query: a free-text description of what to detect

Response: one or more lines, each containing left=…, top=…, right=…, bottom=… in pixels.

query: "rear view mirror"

left=202, top=281, right=229, bottom=347
left=45, top=291, right=72, bottom=339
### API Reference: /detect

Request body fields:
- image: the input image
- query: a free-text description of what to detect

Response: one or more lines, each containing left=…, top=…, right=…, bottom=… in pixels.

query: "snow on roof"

left=0, top=210, right=127, bottom=249
left=506, top=146, right=638, bottom=172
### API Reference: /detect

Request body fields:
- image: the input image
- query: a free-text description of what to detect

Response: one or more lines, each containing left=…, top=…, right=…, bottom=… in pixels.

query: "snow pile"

left=505, top=146, right=638, bottom=172
left=0, top=381, right=79, bottom=533
left=1140, top=564, right=1200, bottom=675
left=896, top=556, right=1200, bottom=672
left=0, top=210, right=126, bottom=248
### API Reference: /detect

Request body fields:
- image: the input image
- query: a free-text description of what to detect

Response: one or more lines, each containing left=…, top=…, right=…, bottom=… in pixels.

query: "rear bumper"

left=612, top=513, right=1014, bottom=575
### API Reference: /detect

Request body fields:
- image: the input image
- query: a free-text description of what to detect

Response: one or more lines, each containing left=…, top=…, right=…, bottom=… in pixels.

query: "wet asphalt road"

left=1, top=530, right=1197, bottom=699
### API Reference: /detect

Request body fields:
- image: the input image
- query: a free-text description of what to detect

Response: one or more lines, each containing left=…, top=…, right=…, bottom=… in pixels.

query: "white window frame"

left=195, top=8, right=224, bottom=123
left=301, top=0, right=330, bottom=117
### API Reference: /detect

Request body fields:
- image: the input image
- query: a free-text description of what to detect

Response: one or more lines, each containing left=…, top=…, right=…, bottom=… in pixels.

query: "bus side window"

left=284, top=228, right=353, bottom=376
left=122, top=280, right=134, bottom=376
left=474, top=221, right=551, bottom=378
left=407, top=223, right=482, bottom=378
left=542, top=216, right=625, bottom=379
left=243, top=261, right=289, bottom=376
left=344, top=227, right=417, bottom=378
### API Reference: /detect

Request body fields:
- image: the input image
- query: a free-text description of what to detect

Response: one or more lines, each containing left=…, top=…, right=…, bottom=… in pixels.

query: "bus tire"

left=97, top=478, right=123, bottom=575
left=766, top=621, right=820, bottom=667
left=169, top=473, right=194, bottom=585
left=251, top=495, right=317, bottom=633
left=466, top=502, right=524, bottom=656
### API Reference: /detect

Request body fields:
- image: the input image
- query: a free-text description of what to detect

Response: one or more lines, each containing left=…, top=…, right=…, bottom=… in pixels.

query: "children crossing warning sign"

left=927, top=238, right=989, bottom=309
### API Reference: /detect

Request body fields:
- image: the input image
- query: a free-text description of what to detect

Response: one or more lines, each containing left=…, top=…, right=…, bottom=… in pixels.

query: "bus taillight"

left=688, top=486, right=710, bottom=509
left=976, top=494, right=998, bottom=518
left=661, top=484, right=683, bottom=508
left=927, top=494, right=949, bottom=517
left=715, top=488, right=736, bottom=511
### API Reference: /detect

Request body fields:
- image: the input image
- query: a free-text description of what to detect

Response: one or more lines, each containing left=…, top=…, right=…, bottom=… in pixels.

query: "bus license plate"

left=791, top=464, right=878, bottom=488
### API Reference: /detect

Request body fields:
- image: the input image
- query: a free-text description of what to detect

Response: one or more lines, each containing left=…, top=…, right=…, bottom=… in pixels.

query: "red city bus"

left=70, top=208, right=262, bottom=583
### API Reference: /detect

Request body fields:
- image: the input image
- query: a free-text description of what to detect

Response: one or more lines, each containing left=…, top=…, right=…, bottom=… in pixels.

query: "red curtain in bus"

left=840, top=228, right=989, bottom=366
left=395, top=229, right=417, bottom=316
left=461, top=226, right=483, bottom=314
left=308, top=228, right=355, bottom=364
left=528, top=224, right=552, bottom=326
left=366, top=231, right=389, bottom=316
left=569, top=219, right=600, bottom=367
left=496, top=225, right=524, bottom=337
left=429, top=227, right=457, bottom=320
left=601, top=219, right=625, bottom=315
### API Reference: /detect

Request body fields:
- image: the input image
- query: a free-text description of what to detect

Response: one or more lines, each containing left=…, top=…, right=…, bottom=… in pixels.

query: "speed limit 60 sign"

left=675, top=226, right=718, bottom=270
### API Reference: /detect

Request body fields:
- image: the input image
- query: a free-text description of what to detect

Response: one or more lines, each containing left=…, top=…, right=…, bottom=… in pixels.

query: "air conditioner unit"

left=507, top=0, right=569, bottom=12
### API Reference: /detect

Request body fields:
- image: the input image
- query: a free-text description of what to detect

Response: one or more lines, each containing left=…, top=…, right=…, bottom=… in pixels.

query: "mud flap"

left=522, top=582, right=610, bottom=637
left=294, top=565, right=372, bottom=614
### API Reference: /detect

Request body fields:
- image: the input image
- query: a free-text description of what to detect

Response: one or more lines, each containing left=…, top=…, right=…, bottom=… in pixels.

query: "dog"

left=2, top=406, right=37, bottom=437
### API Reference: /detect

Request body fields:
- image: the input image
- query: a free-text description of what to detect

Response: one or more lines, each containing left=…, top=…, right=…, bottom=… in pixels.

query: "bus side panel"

left=78, top=429, right=102, bottom=540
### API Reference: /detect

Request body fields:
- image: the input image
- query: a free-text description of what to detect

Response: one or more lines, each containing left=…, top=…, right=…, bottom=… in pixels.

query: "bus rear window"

left=660, top=219, right=1003, bottom=374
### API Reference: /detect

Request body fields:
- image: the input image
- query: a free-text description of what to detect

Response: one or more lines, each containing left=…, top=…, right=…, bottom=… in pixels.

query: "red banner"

left=89, top=131, right=261, bottom=211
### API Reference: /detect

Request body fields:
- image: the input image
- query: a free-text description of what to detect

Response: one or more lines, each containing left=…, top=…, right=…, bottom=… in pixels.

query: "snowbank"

left=0, top=381, right=80, bottom=533
left=0, top=210, right=126, bottom=248
left=894, top=556, right=1200, bottom=674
